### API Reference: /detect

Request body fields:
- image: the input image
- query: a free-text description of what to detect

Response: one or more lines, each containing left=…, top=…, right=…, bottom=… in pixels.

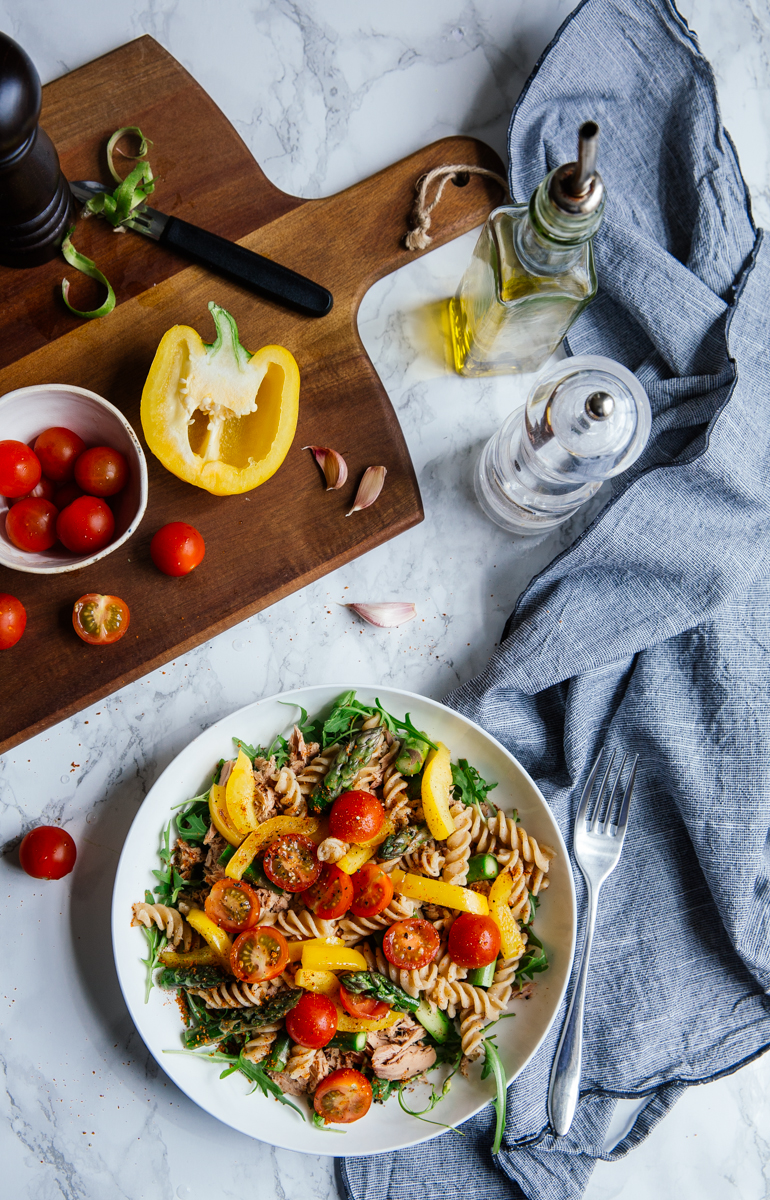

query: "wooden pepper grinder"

left=0, top=31, right=74, bottom=267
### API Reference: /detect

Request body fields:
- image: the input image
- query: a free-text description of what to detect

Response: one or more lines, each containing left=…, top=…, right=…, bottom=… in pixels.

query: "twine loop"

left=404, top=163, right=509, bottom=251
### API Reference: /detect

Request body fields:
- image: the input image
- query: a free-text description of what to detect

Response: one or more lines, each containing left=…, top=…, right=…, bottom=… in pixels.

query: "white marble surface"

left=1, top=1, right=769, bottom=1198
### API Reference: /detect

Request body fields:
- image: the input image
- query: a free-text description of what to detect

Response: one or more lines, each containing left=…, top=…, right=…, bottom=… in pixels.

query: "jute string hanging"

left=404, top=163, right=509, bottom=251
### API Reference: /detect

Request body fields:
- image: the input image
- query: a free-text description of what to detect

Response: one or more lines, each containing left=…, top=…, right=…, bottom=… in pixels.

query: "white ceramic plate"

left=112, top=684, right=576, bottom=1155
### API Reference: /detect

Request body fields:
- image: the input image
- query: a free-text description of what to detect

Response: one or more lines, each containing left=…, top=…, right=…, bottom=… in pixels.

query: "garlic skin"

left=347, top=602, right=417, bottom=628
left=346, top=465, right=387, bottom=516
left=304, top=445, right=348, bottom=490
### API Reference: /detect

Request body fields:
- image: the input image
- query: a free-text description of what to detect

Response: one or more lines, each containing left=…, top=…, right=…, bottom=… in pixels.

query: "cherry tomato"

left=285, top=991, right=337, bottom=1048
left=314, top=1069, right=373, bottom=1124
left=0, top=594, right=26, bottom=649
left=33, top=427, right=86, bottom=484
left=150, top=522, right=206, bottom=577
left=5, top=498, right=58, bottom=552
left=0, top=440, right=41, bottom=497
left=329, top=790, right=385, bottom=843
left=230, top=925, right=289, bottom=983
left=74, top=445, right=129, bottom=497
left=382, top=918, right=440, bottom=970
left=8, top=476, right=56, bottom=506
left=53, top=482, right=83, bottom=509
left=301, top=862, right=354, bottom=920
left=447, top=913, right=501, bottom=969
left=19, top=825, right=77, bottom=879
left=204, top=878, right=261, bottom=932
left=56, top=496, right=115, bottom=553
left=72, top=594, right=130, bottom=645
left=263, top=833, right=321, bottom=893
left=338, top=982, right=390, bottom=1021
left=349, top=861, right=394, bottom=918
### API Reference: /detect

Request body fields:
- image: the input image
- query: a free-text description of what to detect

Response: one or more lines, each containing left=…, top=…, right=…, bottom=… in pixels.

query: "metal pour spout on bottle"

left=449, top=122, right=606, bottom=377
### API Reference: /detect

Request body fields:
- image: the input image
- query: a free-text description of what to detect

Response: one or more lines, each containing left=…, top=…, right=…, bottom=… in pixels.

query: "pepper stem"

left=205, top=301, right=252, bottom=370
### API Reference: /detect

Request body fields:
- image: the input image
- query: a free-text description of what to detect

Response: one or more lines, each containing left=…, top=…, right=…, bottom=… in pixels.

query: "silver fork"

left=547, top=748, right=639, bottom=1136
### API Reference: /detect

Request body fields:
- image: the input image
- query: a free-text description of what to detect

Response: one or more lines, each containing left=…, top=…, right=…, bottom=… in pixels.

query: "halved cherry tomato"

left=0, top=594, right=26, bottom=649
left=0, top=440, right=41, bottom=498
left=263, top=833, right=321, bottom=893
left=33, top=427, right=86, bottom=484
left=56, top=496, right=115, bottom=553
left=338, top=982, right=390, bottom=1021
left=382, top=918, right=440, bottom=970
left=74, top=445, right=128, bottom=497
left=204, top=878, right=261, bottom=932
left=314, top=1068, right=373, bottom=1124
left=349, top=861, right=393, bottom=918
left=230, top=925, right=289, bottom=982
left=301, top=862, right=354, bottom=920
left=19, top=825, right=77, bottom=879
left=150, top=522, right=206, bottom=577
left=72, top=594, right=130, bottom=645
left=5, top=498, right=58, bottom=552
left=285, top=990, right=337, bottom=1048
left=448, top=912, right=501, bottom=969
left=8, top=476, right=56, bottom=506
left=328, top=790, right=385, bottom=843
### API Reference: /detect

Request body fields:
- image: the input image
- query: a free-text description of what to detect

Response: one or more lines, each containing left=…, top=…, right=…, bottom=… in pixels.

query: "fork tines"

left=577, top=748, right=639, bottom=836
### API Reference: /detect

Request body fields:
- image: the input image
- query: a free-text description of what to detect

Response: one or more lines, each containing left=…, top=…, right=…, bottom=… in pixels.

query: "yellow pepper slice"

left=225, top=748, right=259, bottom=836
left=389, top=868, right=489, bottom=915
left=294, top=969, right=340, bottom=997
left=287, top=936, right=343, bottom=963
left=336, top=817, right=395, bottom=875
left=488, top=870, right=526, bottom=959
left=335, top=1007, right=400, bottom=1033
left=301, top=942, right=368, bottom=972
left=209, top=782, right=242, bottom=846
left=158, top=945, right=221, bottom=968
left=224, top=815, right=322, bottom=880
left=421, top=742, right=456, bottom=840
left=140, top=301, right=300, bottom=496
left=185, top=908, right=233, bottom=962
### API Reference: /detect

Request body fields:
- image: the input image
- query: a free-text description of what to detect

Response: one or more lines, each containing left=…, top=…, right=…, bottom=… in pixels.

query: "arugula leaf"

left=278, top=700, right=323, bottom=746
left=233, top=737, right=259, bottom=762
left=152, top=821, right=186, bottom=905
left=371, top=1078, right=396, bottom=1104
left=397, top=1076, right=464, bottom=1133
left=165, top=1048, right=305, bottom=1119
left=481, top=1036, right=507, bottom=1154
left=515, top=930, right=549, bottom=982
left=139, top=889, right=166, bottom=1003
left=450, top=759, right=498, bottom=809
left=319, top=691, right=379, bottom=747
left=524, top=892, right=540, bottom=925
left=374, top=700, right=438, bottom=751
left=311, top=1110, right=348, bottom=1133
left=175, top=799, right=209, bottom=844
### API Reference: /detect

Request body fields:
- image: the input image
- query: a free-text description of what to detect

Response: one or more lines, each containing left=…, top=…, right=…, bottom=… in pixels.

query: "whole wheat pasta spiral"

left=243, top=1022, right=282, bottom=1063
left=435, top=946, right=467, bottom=985
left=297, top=746, right=340, bottom=795
left=382, top=759, right=411, bottom=825
left=428, top=978, right=503, bottom=1021
left=317, top=836, right=348, bottom=863
left=403, top=844, right=444, bottom=877
left=131, top=902, right=192, bottom=950
left=188, top=979, right=278, bottom=1008
left=338, top=896, right=418, bottom=944
left=275, top=909, right=337, bottom=940
left=273, top=766, right=306, bottom=816
left=286, top=1043, right=323, bottom=1080
left=486, top=952, right=522, bottom=1013
left=374, top=946, right=438, bottom=998
left=506, top=857, right=532, bottom=922
left=441, top=802, right=472, bottom=886
left=487, top=812, right=555, bottom=874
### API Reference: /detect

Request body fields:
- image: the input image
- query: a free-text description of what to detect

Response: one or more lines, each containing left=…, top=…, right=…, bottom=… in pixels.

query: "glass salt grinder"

left=450, top=121, right=606, bottom=377
left=474, top=356, right=652, bottom=535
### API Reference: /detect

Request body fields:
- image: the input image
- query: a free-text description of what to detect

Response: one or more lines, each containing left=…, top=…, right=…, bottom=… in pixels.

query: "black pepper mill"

left=0, top=31, right=74, bottom=267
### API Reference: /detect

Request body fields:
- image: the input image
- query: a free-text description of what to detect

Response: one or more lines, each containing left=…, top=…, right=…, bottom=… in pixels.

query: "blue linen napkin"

left=338, top=0, right=770, bottom=1196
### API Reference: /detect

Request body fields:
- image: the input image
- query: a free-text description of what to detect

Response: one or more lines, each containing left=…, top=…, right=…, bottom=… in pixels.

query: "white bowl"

left=0, top=384, right=148, bottom=574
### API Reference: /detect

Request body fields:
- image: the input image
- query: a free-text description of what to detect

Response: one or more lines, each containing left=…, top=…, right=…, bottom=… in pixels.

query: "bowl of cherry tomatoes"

left=0, top=383, right=148, bottom=574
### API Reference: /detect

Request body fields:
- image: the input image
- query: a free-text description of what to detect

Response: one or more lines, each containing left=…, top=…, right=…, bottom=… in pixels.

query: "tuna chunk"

left=368, top=1016, right=437, bottom=1081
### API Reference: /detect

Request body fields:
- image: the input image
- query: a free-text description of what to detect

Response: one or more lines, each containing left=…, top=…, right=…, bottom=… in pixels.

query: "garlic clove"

left=347, top=602, right=417, bottom=628
left=346, top=465, right=387, bottom=516
left=303, top=445, right=348, bottom=490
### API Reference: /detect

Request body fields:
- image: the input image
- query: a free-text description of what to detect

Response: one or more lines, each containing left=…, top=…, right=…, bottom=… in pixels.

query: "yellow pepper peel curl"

left=140, top=301, right=300, bottom=496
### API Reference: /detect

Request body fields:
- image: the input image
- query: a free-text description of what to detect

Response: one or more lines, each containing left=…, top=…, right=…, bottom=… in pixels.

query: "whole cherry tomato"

left=447, top=913, right=501, bottom=969
left=150, top=522, right=206, bottom=577
left=314, top=1069, right=373, bottom=1124
left=382, top=918, right=440, bottom=970
left=53, top=482, right=83, bottom=509
left=8, top=476, right=56, bottom=506
left=204, top=878, right=261, bottom=932
left=301, top=862, right=354, bottom=920
left=56, top=496, right=115, bottom=553
left=74, top=445, right=129, bottom=497
left=338, top=982, right=390, bottom=1021
left=230, top=926, right=289, bottom=983
left=285, top=991, right=338, bottom=1048
left=33, top=427, right=86, bottom=484
left=329, top=790, right=385, bottom=844
left=5, top=498, right=58, bottom=552
left=349, top=861, right=393, bottom=918
left=72, top=594, right=130, bottom=645
left=0, top=440, right=41, bottom=497
left=19, top=825, right=77, bottom=879
left=0, top=594, right=26, bottom=649
left=263, top=833, right=321, bottom=892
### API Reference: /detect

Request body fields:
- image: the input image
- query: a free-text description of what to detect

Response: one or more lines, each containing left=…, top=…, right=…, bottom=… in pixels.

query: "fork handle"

left=547, top=880, right=599, bottom=1136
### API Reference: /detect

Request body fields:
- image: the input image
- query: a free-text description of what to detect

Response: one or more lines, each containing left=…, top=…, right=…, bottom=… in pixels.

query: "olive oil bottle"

left=450, top=122, right=605, bottom=377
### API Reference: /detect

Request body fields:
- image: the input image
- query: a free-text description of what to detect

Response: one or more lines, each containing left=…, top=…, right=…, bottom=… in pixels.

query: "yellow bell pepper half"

left=389, top=868, right=489, bottom=915
left=488, top=870, right=526, bottom=959
left=421, top=742, right=456, bottom=841
left=140, top=301, right=300, bottom=496
left=224, top=814, right=322, bottom=879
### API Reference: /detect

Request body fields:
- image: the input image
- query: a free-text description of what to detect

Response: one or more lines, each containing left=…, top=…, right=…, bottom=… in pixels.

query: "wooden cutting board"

left=0, top=36, right=505, bottom=755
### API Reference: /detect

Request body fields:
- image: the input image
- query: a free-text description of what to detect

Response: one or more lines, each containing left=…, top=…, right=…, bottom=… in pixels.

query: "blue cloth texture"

left=339, top=0, right=770, bottom=1197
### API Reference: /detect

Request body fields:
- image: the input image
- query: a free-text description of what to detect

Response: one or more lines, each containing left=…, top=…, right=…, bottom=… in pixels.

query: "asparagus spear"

left=158, top=964, right=232, bottom=989
left=309, top=727, right=383, bottom=813
left=395, top=732, right=430, bottom=776
left=379, top=823, right=430, bottom=861
left=337, top=970, right=420, bottom=1013
left=184, top=988, right=302, bottom=1048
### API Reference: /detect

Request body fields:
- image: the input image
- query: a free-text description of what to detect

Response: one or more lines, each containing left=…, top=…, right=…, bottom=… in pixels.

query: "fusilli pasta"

left=441, top=802, right=472, bottom=886
left=131, top=901, right=192, bottom=950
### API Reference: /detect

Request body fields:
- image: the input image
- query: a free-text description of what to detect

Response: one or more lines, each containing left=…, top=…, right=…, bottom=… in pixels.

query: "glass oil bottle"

left=450, top=122, right=606, bottom=377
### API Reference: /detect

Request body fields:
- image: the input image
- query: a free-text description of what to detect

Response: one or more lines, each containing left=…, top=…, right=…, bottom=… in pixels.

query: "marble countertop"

left=1, top=1, right=768, bottom=1197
